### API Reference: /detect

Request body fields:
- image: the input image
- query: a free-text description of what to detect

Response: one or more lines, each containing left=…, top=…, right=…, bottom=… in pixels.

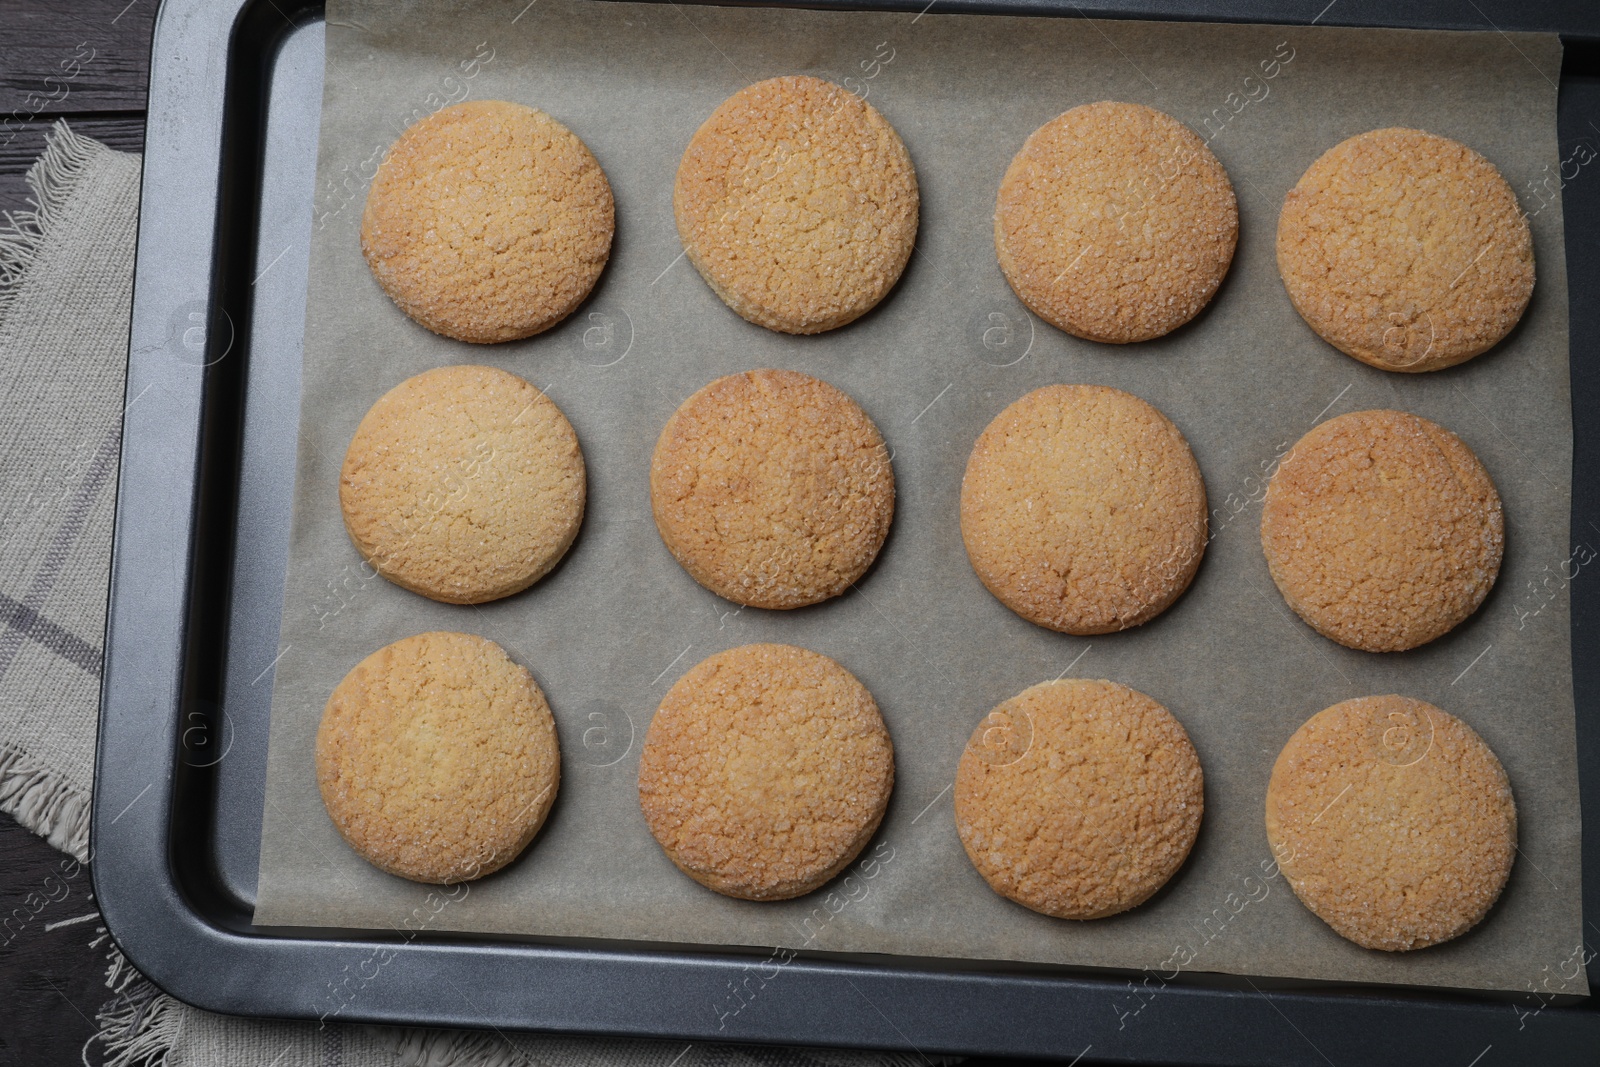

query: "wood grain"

left=0, top=0, right=155, bottom=114
left=0, top=813, right=104, bottom=1067
left=0, top=115, right=144, bottom=216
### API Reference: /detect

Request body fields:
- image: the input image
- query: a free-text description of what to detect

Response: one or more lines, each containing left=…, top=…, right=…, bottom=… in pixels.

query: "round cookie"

left=960, top=384, right=1207, bottom=634
left=341, top=364, right=586, bottom=605
left=316, top=631, right=561, bottom=884
left=995, top=101, right=1238, bottom=344
left=1265, top=696, right=1516, bottom=951
left=650, top=369, right=894, bottom=609
left=955, top=679, right=1204, bottom=919
left=361, top=100, right=614, bottom=343
left=673, top=75, right=919, bottom=334
left=1277, top=127, right=1534, bottom=372
left=1261, top=409, right=1502, bottom=652
left=637, top=643, right=895, bottom=901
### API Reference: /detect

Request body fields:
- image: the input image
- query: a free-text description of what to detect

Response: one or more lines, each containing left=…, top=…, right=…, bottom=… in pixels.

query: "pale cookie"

left=650, top=369, right=894, bottom=609
left=637, top=643, right=895, bottom=901
left=673, top=75, right=919, bottom=334
left=1261, top=409, right=1502, bottom=652
left=995, top=101, right=1238, bottom=344
left=316, top=631, right=561, bottom=884
left=341, top=364, right=585, bottom=605
left=960, top=384, right=1207, bottom=634
left=955, top=679, right=1204, bottom=919
left=361, top=100, right=614, bottom=343
left=1277, top=127, right=1534, bottom=372
left=1266, top=696, right=1516, bottom=951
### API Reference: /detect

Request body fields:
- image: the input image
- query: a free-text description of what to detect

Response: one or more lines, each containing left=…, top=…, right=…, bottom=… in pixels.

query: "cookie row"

left=360, top=83, right=1533, bottom=372
left=341, top=365, right=1504, bottom=654
left=317, top=634, right=1516, bottom=954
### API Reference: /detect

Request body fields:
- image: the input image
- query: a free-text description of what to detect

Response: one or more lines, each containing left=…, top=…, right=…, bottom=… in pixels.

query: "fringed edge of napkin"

left=89, top=941, right=184, bottom=1067
left=0, top=742, right=89, bottom=861
left=0, top=118, right=104, bottom=328
left=387, top=1028, right=546, bottom=1067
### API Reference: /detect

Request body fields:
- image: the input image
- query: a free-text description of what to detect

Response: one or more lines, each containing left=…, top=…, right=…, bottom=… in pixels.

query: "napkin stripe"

left=0, top=591, right=101, bottom=675
left=0, top=423, right=118, bottom=682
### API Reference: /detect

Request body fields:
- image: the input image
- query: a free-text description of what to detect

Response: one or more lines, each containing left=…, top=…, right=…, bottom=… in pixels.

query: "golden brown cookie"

left=994, top=101, right=1238, bottom=344
left=1261, top=409, right=1502, bottom=652
left=673, top=75, right=919, bottom=334
left=1277, top=128, right=1534, bottom=372
left=960, top=384, right=1207, bottom=634
left=1265, top=696, right=1516, bottom=951
left=650, top=369, right=894, bottom=609
left=340, top=364, right=585, bottom=605
left=361, top=100, right=614, bottom=343
left=316, top=631, right=561, bottom=884
left=955, top=679, right=1204, bottom=919
left=637, top=643, right=894, bottom=900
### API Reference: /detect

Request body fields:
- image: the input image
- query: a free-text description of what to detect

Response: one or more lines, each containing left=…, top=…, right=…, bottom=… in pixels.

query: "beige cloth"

left=0, top=120, right=947, bottom=1067
left=0, top=120, right=134, bottom=863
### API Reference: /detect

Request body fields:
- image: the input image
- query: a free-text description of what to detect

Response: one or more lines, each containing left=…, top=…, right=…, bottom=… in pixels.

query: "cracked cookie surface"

left=955, top=678, right=1204, bottom=919
left=1261, top=408, right=1502, bottom=652
left=674, top=75, right=919, bottom=334
left=650, top=369, right=893, bottom=609
left=995, top=101, right=1237, bottom=344
left=316, top=631, right=561, bottom=885
left=1265, top=695, right=1516, bottom=950
left=960, top=384, right=1207, bottom=634
left=637, top=643, right=894, bottom=900
left=341, top=364, right=586, bottom=605
left=1276, top=127, right=1533, bottom=372
left=361, top=99, right=614, bottom=343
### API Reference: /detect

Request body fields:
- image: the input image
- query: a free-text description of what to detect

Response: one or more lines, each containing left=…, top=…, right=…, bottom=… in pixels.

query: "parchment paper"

left=254, top=0, right=1587, bottom=999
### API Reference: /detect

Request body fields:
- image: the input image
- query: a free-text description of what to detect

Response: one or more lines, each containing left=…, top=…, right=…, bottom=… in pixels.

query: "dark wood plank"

left=0, top=0, right=156, bottom=114
left=0, top=812, right=104, bottom=1067
left=0, top=114, right=145, bottom=217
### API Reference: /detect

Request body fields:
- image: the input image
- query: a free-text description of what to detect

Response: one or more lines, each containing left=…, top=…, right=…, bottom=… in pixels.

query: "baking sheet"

left=254, top=0, right=1585, bottom=997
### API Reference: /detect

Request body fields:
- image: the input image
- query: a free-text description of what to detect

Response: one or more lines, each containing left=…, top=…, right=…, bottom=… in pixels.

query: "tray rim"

left=94, top=0, right=1600, bottom=1060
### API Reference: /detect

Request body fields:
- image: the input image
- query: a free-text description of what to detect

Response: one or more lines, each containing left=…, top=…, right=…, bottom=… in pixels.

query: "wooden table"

left=1, top=3, right=154, bottom=1063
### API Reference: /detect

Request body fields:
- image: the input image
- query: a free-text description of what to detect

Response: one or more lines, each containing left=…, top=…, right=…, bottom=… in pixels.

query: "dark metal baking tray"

left=94, top=0, right=1600, bottom=1061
